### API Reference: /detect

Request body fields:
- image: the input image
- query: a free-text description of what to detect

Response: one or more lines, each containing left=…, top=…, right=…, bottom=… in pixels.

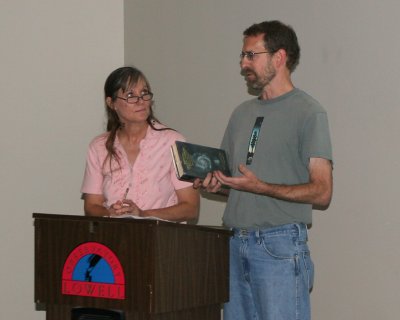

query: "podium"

left=33, top=213, right=232, bottom=320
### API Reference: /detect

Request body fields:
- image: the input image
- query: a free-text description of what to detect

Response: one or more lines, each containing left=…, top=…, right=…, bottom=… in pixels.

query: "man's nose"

left=240, top=57, right=250, bottom=69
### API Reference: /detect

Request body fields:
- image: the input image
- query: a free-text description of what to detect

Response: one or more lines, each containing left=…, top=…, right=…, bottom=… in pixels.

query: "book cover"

left=171, top=141, right=231, bottom=181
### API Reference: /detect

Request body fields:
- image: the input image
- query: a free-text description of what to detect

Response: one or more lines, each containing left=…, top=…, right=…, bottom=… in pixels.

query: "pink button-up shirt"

left=81, top=124, right=191, bottom=209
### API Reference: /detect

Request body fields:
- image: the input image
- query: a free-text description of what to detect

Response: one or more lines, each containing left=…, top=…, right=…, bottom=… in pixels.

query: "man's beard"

left=243, top=62, right=276, bottom=90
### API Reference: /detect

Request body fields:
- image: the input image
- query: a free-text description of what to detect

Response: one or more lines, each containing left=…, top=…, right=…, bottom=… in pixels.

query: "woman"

left=81, top=66, right=199, bottom=222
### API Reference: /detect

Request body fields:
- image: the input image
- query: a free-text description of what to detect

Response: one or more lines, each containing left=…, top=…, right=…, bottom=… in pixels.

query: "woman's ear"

left=106, top=97, right=114, bottom=110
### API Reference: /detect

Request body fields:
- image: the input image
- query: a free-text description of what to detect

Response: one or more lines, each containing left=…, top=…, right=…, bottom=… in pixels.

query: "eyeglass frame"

left=116, top=92, right=154, bottom=104
left=240, top=50, right=275, bottom=61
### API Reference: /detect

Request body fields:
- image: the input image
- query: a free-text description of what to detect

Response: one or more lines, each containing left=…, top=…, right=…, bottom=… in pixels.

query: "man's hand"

left=193, top=172, right=223, bottom=193
left=213, top=164, right=261, bottom=193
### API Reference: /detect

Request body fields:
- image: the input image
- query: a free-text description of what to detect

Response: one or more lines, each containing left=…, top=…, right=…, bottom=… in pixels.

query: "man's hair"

left=243, top=20, right=300, bottom=73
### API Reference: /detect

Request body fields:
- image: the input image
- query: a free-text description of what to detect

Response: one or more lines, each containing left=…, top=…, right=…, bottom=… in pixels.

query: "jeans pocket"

left=260, top=235, right=296, bottom=259
left=302, top=250, right=314, bottom=290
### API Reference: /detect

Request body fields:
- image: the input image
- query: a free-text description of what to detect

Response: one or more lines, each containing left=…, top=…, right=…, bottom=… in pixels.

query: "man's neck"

left=260, top=74, right=294, bottom=101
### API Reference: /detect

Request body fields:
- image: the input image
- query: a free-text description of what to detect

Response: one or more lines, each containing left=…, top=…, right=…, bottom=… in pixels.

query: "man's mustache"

left=240, top=68, right=254, bottom=77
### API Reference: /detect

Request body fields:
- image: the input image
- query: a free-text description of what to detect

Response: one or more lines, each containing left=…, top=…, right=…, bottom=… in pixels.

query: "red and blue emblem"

left=62, top=242, right=125, bottom=299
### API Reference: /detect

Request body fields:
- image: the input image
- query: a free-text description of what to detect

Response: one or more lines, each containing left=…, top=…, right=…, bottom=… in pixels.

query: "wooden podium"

left=33, top=213, right=232, bottom=320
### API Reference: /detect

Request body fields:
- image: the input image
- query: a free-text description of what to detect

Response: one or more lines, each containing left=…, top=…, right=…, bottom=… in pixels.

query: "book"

left=171, top=141, right=231, bottom=181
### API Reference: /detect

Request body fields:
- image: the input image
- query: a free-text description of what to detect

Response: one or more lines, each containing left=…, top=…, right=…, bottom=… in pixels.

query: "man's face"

left=240, top=34, right=276, bottom=90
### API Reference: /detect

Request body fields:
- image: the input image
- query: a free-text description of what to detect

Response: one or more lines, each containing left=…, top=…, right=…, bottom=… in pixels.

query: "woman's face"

left=108, top=78, right=152, bottom=125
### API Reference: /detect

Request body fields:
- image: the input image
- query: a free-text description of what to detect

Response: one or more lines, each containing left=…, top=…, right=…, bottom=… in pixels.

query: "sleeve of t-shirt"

left=301, top=112, right=333, bottom=165
left=80, top=142, right=104, bottom=195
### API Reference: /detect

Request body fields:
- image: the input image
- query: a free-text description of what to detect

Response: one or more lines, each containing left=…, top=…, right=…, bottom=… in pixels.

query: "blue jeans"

left=223, top=223, right=314, bottom=320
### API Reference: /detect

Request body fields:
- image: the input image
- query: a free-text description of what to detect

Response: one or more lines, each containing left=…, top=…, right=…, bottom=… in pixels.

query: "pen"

left=123, top=187, right=129, bottom=200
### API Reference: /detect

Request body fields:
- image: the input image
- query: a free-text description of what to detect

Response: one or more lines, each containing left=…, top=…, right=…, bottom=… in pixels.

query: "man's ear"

left=274, top=48, right=288, bottom=69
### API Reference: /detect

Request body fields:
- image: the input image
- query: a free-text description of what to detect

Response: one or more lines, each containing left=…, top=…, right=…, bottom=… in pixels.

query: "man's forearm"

left=254, top=180, right=332, bottom=207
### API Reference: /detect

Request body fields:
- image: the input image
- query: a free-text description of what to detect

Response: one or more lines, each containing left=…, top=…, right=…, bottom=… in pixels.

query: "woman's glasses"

left=116, top=92, right=153, bottom=104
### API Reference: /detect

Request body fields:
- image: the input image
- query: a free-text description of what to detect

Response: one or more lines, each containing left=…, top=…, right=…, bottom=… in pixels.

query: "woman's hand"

left=109, top=199, right=142, bottom=216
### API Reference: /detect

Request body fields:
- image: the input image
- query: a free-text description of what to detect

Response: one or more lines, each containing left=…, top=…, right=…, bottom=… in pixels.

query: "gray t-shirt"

left=221, top=88, right=332, bottom=228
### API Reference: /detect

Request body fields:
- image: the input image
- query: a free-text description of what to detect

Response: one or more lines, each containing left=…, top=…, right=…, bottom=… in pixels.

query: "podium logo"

left=62, top=242, right=125, bottom=299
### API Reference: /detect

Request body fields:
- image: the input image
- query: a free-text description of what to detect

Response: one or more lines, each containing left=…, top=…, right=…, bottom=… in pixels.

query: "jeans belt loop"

left=295, top=223, right=308, bottom=242
left=255, top=228, right=261, bottom=244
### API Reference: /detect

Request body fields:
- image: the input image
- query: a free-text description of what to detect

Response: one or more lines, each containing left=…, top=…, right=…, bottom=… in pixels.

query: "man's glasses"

left=240, top=51, right=272, bottom=61
left=116, top=92, right=153, bottom=104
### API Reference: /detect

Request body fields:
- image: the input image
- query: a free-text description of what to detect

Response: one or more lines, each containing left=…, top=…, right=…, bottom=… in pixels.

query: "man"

left=195, top=20, right=333, bottom=320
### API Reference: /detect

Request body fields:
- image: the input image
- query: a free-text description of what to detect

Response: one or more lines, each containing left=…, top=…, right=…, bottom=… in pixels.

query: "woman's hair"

left=103, top=66, right=168, bottom=170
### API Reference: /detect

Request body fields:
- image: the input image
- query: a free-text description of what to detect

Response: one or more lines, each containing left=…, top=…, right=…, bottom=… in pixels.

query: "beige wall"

left=0, top=1, right=123, bottom=319
left=124, top=0, right=400, bottom=319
